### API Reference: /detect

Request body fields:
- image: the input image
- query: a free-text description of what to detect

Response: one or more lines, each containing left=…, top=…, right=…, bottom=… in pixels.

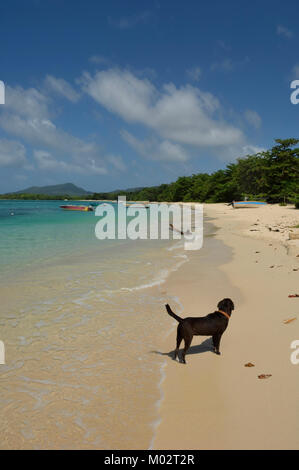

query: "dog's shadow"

left=151, top=337, right=213, bottom=362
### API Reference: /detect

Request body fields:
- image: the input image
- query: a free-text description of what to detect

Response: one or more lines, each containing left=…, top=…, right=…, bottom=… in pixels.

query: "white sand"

left=154, top=203, right=299, bottom=450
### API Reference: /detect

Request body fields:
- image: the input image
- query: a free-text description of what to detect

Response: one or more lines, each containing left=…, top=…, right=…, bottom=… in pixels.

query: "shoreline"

left=0, top=200, right=298, bottom=449
left=151, top=213, right=240, bottom=449
left=153, top=203, right=299, bottom=450
left=0, top=200, right=192, bottom=449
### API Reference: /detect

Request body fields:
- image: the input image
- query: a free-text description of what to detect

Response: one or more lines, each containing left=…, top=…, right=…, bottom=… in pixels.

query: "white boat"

left=125, top=203, right=150, bottom=208
left=232, top=201, right=267, bottom=208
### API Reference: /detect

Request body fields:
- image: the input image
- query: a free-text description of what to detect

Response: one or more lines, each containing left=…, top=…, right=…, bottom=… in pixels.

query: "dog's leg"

left=181, top=333, right=193, bottom=364
left=174, top=329, right=183, bottom=361
left=212, top=333, right=222, bottom=355
left=212, top=334, right=217, bottom=351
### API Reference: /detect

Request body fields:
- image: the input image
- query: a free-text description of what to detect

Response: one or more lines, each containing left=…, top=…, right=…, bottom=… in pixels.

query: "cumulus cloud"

left=0, top=84, right=107, bottom=175
left=4, top=85, right=50, bottom=119
left=33, top=149, right=107, bottom=175
left=121, top=130, right=189, bottom=162
left=81, top=68, right=244, bottom=149
left=215, top=143, right=265, bottom=163
left=44, top=75, right=80, bottom=102
left=244, top=109, right=262, bottom=129
left=0, top=138, right=27, bottom=167
left=241, top=145, right=265, bottom=155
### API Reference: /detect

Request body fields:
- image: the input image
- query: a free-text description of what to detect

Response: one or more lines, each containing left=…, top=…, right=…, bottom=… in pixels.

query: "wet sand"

left=154, top=203, right=299, bottom=450
left=0, top=237, right=185, bottom=449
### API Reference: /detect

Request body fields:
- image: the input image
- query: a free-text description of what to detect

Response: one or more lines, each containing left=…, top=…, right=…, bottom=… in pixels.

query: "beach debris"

left=255, top=251, right=260, bottom=253
left=293, top=268, right=298, bottom=271
left=288, top=294, right=299, bottom=298
left=169, top=223, right=190, bottom=236
left=269, top=265, right=275, bottom=268
left=250, top=229, right=259, bottom=231
left=283, top=317, right=297, bottom=324
left=244, top=362, right=255, bottom=367
left=258, top=374, right=272, bottom=379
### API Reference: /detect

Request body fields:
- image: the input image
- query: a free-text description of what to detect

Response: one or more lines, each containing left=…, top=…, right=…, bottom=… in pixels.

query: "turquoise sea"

left=0, top=200, right=117, bottom=278
left=0, top=200, right=188, bottom=449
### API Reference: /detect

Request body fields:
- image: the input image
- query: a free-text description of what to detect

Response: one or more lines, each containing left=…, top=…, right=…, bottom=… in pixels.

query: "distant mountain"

left=12, top=183, right=92, bottom=196
left=4, top=183, right=147, bottom=197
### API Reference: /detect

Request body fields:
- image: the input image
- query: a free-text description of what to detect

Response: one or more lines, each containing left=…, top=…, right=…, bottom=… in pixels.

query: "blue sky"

left=0, top=0, right=298, bottom=193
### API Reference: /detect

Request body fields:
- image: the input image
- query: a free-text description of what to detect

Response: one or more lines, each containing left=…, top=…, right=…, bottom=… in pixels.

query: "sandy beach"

left=1, top=201, right=298, bottom=449
left=154, top=203, right=299, bottom=450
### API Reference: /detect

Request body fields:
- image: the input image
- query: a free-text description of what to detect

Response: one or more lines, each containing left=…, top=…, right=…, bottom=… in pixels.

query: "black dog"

left=165, top=298, right=235, bottom=364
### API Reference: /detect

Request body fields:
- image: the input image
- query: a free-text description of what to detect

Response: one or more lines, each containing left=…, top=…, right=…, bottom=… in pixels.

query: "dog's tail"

left=165, top=304, right=183, bottom=323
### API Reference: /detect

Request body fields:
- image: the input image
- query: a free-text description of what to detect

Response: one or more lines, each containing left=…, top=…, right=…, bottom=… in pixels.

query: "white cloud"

left=215, top=143, right=265, bottom=162
left=44, top=75, right=80, bottom=102
left=4, top=85, right=50, bottom=119
left=0, top=113, right=97, bottom=159
left=81, top=68, right=244, bottom=149
left=81, top=69, right=156, bottom=124
left=0, top=84, right=107, bottom=175
left=241, top=145, right=265, bottom=155
left=121, top=130, right=189, bottom=162
left=244, top=109, right=262, bottom=129
left=34, top=149, right=107, bottom=175
left=0, top=138, right=27, bottom=167
left=277, top=25, right=293, bottom=38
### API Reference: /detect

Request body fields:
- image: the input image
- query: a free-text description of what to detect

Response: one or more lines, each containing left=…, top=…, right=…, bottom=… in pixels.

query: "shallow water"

left=0, top=200, right=190, bottom=449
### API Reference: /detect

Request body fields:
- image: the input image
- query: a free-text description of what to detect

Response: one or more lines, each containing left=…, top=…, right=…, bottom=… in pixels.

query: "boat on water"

left=60, top=205, right=94, bottom=212
left=232, top=201, right=267, bottom=209
left=124, top=203, right=150, bottom=208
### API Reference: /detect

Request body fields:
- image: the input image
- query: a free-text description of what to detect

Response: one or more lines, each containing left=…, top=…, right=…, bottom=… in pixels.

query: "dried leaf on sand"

left=283, top=317, right=297, bottom=324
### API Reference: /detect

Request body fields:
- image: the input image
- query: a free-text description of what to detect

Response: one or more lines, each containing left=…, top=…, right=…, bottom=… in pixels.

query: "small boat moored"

left=60, top=205, right=94, bottom=212
left=232, top=201, right=267, bottom=209
left=124, top=202, right=150, bottom=209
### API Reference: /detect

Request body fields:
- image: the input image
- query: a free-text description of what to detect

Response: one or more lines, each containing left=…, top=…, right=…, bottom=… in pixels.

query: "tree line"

left=1, top=139, right=298, bottom=206
left=90, top=139, right=299, bottom=206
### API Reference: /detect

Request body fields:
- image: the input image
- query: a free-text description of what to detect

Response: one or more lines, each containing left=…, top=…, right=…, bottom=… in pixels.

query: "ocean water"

left=0, top=200, right=117, bottom=278
left=0, top=200, right=188, bottom=449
